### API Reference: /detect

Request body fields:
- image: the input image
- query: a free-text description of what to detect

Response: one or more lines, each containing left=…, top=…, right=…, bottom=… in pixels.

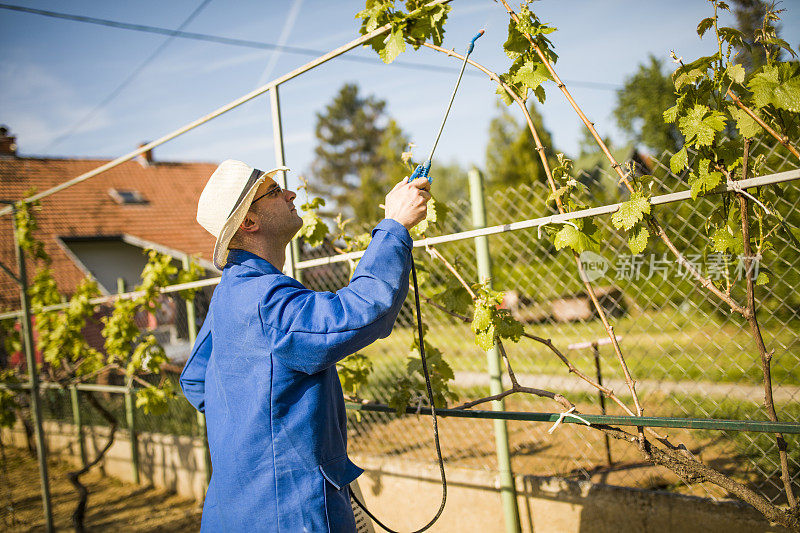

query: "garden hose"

left=350, top=28, right=484, bottom=533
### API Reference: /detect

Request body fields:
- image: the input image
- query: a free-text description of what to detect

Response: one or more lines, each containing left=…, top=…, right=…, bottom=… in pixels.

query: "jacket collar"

left=225, top=248, right=283, bottom=275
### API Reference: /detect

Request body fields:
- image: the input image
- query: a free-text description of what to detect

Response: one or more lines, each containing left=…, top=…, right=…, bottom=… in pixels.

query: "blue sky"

left=1, top=0, right=798, bottom=194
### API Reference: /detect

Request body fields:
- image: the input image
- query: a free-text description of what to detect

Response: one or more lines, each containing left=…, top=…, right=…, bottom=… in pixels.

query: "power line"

left=44, top=0, right=213, bottom=151
left=0, top=2, right=621, bottom=91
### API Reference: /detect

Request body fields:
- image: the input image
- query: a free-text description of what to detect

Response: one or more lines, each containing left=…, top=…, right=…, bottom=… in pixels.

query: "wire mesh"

left=300, top=136, right=800, bottom=504
left=5, top=137, right=798, bottom=509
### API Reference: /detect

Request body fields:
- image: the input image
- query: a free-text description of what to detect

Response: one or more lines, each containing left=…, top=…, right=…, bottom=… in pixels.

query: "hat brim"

left=211, top=166, right=289, bottom=270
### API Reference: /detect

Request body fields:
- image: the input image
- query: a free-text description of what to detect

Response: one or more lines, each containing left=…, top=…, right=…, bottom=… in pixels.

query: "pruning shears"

left=408, top=29, right=484, bottom=183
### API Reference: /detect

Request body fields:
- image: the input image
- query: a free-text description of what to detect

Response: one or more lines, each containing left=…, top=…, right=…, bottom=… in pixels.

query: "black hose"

left=350, top=255, right=447, bottom=532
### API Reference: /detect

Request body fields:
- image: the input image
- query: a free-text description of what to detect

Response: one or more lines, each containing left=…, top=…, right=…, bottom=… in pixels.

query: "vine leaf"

left=380, top=29, right=406, bottom=63
left=612, top=191, right=651, bottom=231
left=628, top=225, right=650, bottom=255
left=689, top=159, right=723, bottom=199
left=299, top=212, right=328, bottom=247
left=678, top=104, right=726, bottom=147
left=512, top=59, right=550, bottom=91
left=670, top=146, right=689, bottom=173
left=711, top=227, right=743, bottom=254
left=728, top=106, right=761, bottom=138
left=696, top=17, right=714, bottom=38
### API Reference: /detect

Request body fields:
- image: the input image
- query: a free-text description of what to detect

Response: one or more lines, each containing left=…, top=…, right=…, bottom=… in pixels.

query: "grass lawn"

left=359, top=307, right=800, bottom=386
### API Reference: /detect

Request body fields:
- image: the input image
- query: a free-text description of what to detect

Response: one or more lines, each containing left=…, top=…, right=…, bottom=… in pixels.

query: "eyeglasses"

left=251, top=183, right=282, bottom=206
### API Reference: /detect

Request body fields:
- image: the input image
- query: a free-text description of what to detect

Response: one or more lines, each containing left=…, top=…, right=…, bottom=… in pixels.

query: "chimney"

left=0, top=126, right=17, bottom=157
left=136, top=142, right=154, bottom=166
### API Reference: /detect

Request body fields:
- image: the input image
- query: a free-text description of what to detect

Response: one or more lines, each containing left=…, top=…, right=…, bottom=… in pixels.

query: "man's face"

left=247, top=174, right=303, bottom=244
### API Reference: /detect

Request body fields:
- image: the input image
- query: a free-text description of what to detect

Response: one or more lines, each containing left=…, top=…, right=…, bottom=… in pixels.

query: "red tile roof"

left=0, top=156, right=218, bottom=309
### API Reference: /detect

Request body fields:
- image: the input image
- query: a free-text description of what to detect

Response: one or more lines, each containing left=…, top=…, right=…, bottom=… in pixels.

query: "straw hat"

left=197, top=159, right=290, bottom=269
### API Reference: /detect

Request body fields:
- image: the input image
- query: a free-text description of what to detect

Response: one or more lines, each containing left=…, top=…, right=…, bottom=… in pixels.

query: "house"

left=573, top=143, right=654, bottom=201
left=0, top=126, right=219, bottom=364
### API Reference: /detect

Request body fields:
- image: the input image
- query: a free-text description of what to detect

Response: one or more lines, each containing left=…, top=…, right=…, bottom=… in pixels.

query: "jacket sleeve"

left=179, top=311, right=213, bottom=412
left=260, top=218, right=412, bottom=374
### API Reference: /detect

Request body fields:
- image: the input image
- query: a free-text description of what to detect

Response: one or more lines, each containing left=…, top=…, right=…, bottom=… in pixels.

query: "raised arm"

left=261, top=218, right=413, bottom=374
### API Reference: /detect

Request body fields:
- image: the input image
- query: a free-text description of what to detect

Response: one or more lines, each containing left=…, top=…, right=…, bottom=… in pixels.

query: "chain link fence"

left=299, top=136, right=800, bottom=505
left=5, top=137, right=799, bottom=513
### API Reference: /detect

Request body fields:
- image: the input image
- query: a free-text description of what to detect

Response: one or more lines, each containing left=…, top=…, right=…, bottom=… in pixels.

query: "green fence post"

left=7, top=202, right=54, bottom=532
left=118, top=277, right=140, bottom=485
left=468, top=167, right=521, bottom=533
left=124, top=382, right=140, bottom=485
left=182, top=256, right=212, bottom=486
left=70, top=385, right=87, bottom=468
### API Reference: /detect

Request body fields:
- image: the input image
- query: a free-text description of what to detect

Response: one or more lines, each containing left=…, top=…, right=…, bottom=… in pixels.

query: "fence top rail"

left=1, top=167, right=797, bottom=322
left=296, top=168, right=800, bottom=269
left=0, top=0, right=451, bottom=218
left=345, top=402, right=800, bottom=434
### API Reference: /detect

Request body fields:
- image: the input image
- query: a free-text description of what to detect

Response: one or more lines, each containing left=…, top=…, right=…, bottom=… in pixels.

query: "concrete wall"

left=2, top=421, right=787, bottom=532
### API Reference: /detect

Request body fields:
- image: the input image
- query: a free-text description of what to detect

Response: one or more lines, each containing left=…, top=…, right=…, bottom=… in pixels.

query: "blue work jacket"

left=180, top=218, right=412, bottom=532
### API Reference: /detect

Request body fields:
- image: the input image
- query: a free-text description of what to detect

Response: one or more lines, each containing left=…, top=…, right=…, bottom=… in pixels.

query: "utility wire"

left=0, top=2, right=620, bottom=91
left=43, top=0, right=213, bottom=151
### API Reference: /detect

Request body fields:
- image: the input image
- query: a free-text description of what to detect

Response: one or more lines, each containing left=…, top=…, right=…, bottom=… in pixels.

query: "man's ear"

left=239, top=211, right=259, bottom=233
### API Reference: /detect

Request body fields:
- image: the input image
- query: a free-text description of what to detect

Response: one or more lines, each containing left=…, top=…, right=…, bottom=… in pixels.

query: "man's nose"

left=284, top=189, right=296, bottom=201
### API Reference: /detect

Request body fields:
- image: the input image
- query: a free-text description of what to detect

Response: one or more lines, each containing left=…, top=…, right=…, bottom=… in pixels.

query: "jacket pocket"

left=319, top=454, right=364, bottom=490
left=320, top=455, right=363, bottom=532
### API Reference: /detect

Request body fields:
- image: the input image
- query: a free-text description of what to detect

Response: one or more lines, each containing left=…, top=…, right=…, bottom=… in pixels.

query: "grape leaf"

left=512, top=59, right=550, bottom=91
left=670, top=146, right=689, bottom=174
left=471, top=305, right=492, bottom=333
left=299, top=212, right=328, bottom=247
left=553, top=225, right=592, bottom=254
left=726, top=63, right=746, bottom=84
left=689, top=159, right=723, bottom=199
left=663, top=104, right=679, bottom=124
left=380, top=29, right=406, bottom=64
left=728, top=106, right=761, bottom=138
left=627, top=225, right=650, bottom=254
left=696, top=17, right=714, bottom=38
left=711, top=227, right=743, bottom=253
left=678, top=104, right=726, bottom=147
left=773, top=75, right=800, bottom=113
left=612, top=191, right=651, bottom=231
left=503, top=18, right=529, bottom=59
left=475, top=329, right=495, bottom=351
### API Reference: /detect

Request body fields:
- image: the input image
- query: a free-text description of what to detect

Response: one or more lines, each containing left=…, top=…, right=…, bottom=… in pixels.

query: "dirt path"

left=0, top=445, right=201, bottom=532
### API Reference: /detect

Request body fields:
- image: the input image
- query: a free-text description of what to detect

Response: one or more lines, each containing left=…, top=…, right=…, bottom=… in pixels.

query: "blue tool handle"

left=467, top=29, right=485, bottom=54
left=408, top=161, right=432, bottom=183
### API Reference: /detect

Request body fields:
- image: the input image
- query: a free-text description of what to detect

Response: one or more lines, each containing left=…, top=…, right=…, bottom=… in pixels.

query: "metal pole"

left=118, top=278, right=140, bottom=485
left=124, top=384, right=140, bottom=484
left=592, top=342, right=613, bottom=466
left=10, top=204, right=54, bottom=532
left=468, top=168, right=521, bottom=533
left=269, top=86, right=302, bottom=283
left=182, top=257, right=211, bottom=486
left=70, top=385, right=87, bottom=468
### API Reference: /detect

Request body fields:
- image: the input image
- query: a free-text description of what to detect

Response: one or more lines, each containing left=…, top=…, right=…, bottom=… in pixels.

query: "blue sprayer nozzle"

left=408, top=160, right=432, bottom=183
left=467, top=29, right=485, bottom=54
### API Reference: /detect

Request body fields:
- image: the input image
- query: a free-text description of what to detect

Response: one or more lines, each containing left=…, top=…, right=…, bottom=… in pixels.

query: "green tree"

left=614, top=55, right=682, bottom=155
left=356, top=118, right=411, bottom=225
left=731, top=0, right=779, bottom=71
left=485, top=101, right=556, bottom=192
left=309, top=83, right=388, bottom=219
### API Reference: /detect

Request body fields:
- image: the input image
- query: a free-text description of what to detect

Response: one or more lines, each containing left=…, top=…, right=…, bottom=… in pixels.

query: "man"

left=180, top=159, right=431, bottom=532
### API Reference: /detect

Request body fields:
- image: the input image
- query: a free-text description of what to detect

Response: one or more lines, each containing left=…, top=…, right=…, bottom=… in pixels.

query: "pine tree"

left=309, top=83, right=388, bottom=219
